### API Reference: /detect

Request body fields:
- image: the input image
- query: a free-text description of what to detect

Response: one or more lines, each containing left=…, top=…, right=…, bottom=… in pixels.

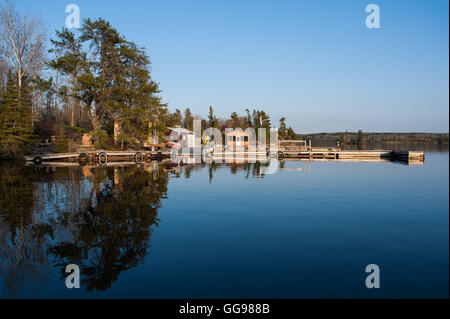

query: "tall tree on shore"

left=245, top=108, right=252, bottom=128
left=183, top=108, right=194, bottom=130
left=173, top=109, right=182, bottom=127
left=0, top=71, right=33, bottom=157
left=251, top=109, right=271, bottom=139
left=278, top=117, right=287, bottom=139
left=166, top=109, right=182, bottom=127
left=207, top=105, right=220, bottom=128
left=208, top=105, right=215, bottom=127
left=47, top=28, right=83, bottom=127
left=46, top=18, right=167, bottom=148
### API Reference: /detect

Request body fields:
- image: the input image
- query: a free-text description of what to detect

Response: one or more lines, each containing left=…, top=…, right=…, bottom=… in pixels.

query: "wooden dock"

left=24, top=147, right=424, bottom=166
left=276, top=149, right=424, bottom=162
left=24, top=150, right=171, bottom=165
left=275, top=140, right=424, bottom=162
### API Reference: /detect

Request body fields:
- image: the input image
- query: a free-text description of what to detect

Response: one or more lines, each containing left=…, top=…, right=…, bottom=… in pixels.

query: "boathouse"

left=165, top=127, right=196, bottom=148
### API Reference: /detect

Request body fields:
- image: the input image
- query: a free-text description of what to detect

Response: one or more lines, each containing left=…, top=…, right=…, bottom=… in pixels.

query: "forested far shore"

left=299, top=132, right=449, bottom=151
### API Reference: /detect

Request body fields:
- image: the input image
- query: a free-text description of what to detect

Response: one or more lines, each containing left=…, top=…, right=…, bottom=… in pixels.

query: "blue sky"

left=14, top=0, right=449, bottom=133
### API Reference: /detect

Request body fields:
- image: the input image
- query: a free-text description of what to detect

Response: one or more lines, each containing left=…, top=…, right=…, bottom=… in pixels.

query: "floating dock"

left=24, top=150, right=171, bottom=165
left=275, top=140, right=424, bottom=162
left=276, top=149, right=424, bottom=161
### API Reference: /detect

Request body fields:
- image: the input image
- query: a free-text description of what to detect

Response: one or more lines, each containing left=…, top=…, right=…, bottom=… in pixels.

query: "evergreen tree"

left=278, top=117, right=287, bottom=139
left=245, top=108, right=252, bottom=128
left=208, top=105, right=215, bottom=127
left=1, top=72, right=19, bottom=137
left=183, top=108, right=194, bottom=130
left=173, top=109, right=182, bottom=127
left=286, top=127, right=296, bottom=140
left=251, top=109, right=271, bottom=139
left=0, top=72, right=34, bottom=157
left=260, top=111, right=271, bottom=140
left=230, top=112, right=238, bottom=128
left=252, top=110, right=258, bottom=129
left=47, top=27, right=83, bottom=127
left=46, top=19, right=168, bottom=149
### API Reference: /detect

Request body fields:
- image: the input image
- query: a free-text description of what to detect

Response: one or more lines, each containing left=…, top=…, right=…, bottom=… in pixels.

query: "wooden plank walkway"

left=24, top=150, right=171, bottom=164
left=276, top=149, right=424, bottom=161
left=24, top=148, right=424, bottom=165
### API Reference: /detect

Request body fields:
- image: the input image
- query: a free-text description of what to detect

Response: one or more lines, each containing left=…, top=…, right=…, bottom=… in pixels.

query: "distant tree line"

left=302, top=131, right=449, bottom=151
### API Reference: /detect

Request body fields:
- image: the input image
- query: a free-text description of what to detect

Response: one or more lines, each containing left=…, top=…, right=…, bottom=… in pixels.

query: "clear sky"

left=13, top=0, right=449, bottom=133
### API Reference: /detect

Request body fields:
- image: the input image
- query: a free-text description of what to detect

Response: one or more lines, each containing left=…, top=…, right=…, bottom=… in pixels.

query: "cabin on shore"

left=165, top=127, right=196, bottom=148
left=226, top=130, right=249, bottom=147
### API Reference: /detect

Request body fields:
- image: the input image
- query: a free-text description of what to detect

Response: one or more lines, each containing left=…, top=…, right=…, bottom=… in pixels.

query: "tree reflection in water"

left=48, top=165, right=168, bottom=291
left=0, top=163, right=168, bottom=295
left=0, top=160, right=267, bottom=296
left=0, top=164, right=48, bottom=297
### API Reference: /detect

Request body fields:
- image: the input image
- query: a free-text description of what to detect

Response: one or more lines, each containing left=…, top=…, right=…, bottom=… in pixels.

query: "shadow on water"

left=0, top=159, right=269, bottom=297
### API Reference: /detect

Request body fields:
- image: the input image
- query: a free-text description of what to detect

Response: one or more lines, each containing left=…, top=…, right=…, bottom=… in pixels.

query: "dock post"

left=309, top=140, right=312, bottom=158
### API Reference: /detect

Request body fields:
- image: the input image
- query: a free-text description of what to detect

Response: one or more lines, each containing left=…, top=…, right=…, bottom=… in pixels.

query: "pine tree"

left=251, top=110, right=271, bottom=140
left=286, top=127, right=296, bottom=140
left=0, top=72, right=34, bottom=157
left=208, top=105, right=215, bottom=127
left=175, top=109, right=183, bottom=127
left=17, top=77, right=34, bottom=138
left=183, top=108, right=194, bottom=130
left=245, top=108, right=252, bottom=128
left=46, top=19, right=168, bottom=149
left=1, top=72, right=19, bottom=136
left=278, top=117, right=287, bottom=139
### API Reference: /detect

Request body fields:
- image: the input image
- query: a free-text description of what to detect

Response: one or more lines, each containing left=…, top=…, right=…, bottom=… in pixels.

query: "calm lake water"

left=0, top=152, right=448, bottom=298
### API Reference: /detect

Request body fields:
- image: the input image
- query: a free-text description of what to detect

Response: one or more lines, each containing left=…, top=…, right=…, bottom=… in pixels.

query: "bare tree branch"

left=0, top=0, right=46, bottom=89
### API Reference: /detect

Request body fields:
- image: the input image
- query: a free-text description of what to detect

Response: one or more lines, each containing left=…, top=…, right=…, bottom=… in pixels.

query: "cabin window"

left=244, top=136, right=248, bottom=141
